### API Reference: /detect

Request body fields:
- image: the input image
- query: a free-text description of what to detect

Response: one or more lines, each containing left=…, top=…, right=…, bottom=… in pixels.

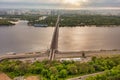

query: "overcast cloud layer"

left=0, top=0, right=120, bottom=9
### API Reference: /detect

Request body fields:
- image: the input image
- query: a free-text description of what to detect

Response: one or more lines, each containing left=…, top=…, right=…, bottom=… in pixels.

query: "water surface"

left=0, top=21, right=120, bottom=54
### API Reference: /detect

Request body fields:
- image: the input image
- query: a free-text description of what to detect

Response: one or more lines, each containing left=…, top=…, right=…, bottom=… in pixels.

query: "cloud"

left=0, top=0, right=120, bottom=9
left=83, top=0, right=120, bottom=8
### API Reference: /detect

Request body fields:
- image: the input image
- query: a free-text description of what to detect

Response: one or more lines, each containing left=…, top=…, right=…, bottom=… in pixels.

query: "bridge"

left=49, top=15, right=60, bottom=61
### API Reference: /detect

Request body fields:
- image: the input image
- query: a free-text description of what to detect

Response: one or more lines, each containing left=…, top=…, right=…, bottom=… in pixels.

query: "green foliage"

left=41, top=69, right=49, bottom=78
left=28, top=15, right=120, bottom=27
left=0, top=19, right=15, bottom=26
left=0, top=56, right=120, bottom=79
left=59, top=69, right=68, bottom=78
left=86, top=65, right=120, bottom=80
left=49, top=67, right=58, bottom=74
left=28, top=61, right=43, bottom=74
left=67, top=64, right=78, bottom=75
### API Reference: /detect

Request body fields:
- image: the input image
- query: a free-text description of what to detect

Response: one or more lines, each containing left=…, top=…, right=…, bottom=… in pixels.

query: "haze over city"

left=0, top=0, right=120, bottom=9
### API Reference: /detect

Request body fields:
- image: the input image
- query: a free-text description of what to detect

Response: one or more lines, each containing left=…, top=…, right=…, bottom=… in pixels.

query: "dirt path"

left=0, top=73, right=11, bottom=80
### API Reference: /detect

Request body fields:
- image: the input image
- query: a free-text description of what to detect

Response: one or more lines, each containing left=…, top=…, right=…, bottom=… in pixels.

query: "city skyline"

left=0, top=0, right=120, bottom=9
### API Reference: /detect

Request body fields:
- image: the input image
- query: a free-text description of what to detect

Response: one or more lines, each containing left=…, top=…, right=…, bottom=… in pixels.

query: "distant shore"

left=28, top=15, right=120, bottom=27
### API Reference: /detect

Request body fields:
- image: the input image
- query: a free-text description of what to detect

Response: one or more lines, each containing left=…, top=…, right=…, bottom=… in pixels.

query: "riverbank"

left=0, top=49, right=120, bottom=62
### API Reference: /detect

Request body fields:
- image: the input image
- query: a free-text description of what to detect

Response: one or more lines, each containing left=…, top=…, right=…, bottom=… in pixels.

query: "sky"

left=0, top=0, right=120, bottom=9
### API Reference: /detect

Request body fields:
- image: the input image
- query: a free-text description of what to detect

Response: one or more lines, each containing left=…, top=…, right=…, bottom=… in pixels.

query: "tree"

left=67, top=64, right=78, bottom=75
left=59, top=69, right=68, bottom=78
left=56, top=64, right=64, bottom=71
left=49, top=67, right=58, bottom=74
left=41, top=69, right=50, bottom=78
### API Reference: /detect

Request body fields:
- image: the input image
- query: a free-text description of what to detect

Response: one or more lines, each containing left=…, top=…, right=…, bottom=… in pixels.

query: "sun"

left=64, top=0, right=80, bottom=6
left=63, top=0, right=88, bottom=6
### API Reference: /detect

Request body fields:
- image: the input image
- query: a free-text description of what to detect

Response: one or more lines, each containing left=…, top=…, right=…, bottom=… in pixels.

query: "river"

left=0, top=20, right=120, bottom=54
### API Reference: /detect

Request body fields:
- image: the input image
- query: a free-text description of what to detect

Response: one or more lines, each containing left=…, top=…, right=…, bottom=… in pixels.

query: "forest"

left=0, top=56, right=120, bottom=80
left=28, top=15, right=120, bottom=27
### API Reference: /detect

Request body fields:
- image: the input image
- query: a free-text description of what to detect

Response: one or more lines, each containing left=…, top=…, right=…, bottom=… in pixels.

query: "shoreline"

left=0, top=49, right=120, bottom=62
left=29, top=25, right=120, bottom=27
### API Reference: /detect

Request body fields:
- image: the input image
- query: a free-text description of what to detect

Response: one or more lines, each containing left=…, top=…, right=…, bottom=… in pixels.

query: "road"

left=68, top=72, right=104, bottom=80
left=0, top=52, right=47, bottom=62
left=0, top=50, right=120, bottom=62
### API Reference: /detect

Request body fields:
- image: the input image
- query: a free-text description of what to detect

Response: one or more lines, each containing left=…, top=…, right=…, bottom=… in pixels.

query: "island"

left=0, top=19, right=15, bottom=26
